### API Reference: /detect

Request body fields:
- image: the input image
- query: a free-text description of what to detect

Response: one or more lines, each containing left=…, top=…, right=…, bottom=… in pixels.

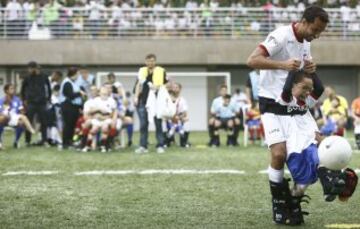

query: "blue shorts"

left=286, top=143, right=319, bottom=185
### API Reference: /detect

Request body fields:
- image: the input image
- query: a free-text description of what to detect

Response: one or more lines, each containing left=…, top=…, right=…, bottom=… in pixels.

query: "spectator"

left=165, top=82, right=190, bottom=147
left=321, top=86, right=348, bottom=121
left=134, top=53, right=168, bottom=154
left=5, top=0, right=22, bottom=37
left=351, top=96, right=360, bottom=150
left=21, top=61, right=51, bottom=146
left=75, top=66, right=95, bottom=97
left=0, top=83, right=35, bottom=149
left=48, top=70, right=63, bottom=89
left=321, top=97, right=347, bottom=136
left=59, top=67, right=85, bottom=149
left=245, top=69, right=260, bottom=105
left=213, top=94, right=238, bottom=146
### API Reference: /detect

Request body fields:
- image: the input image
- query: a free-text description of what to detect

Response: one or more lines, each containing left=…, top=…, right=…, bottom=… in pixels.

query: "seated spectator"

left=245, top=101, right=264, bottom=144
left=208, top=84, right=227, bottom=146
left=0, top=83, right=35, bottom=149
left=82, top=86, right=117, bottom=153
left=213, top=94, right=238, bottom=146
left=320, top=97, right=347, bottom=136
left=165, top=82, right=190, bottom=148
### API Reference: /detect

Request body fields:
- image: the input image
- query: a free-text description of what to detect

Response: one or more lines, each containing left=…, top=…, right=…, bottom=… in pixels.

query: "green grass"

left=0, top=132, right=359, bottom=228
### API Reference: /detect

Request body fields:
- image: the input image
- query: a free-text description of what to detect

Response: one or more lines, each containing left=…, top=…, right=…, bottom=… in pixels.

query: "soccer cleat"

left=318, top=167, right=346, bottom=202
left=270, top=179, right=308, bottom=226
left=82, top=146, right=89, bottom=153
left=13, top=142, right=19, bottom=149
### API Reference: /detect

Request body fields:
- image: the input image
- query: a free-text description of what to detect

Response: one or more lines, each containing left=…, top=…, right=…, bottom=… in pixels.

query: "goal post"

left=96, top=71, right=231, bottom=131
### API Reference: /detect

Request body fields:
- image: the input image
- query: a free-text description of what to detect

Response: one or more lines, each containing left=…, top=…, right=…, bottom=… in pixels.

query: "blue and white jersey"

left=0, top=96, right=23, bottom=116
left=75, top=74, right=95, bottom=95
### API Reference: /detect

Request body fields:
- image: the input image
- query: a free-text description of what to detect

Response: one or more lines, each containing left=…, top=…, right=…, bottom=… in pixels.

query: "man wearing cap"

left=20, top=61, right=52, bottom=146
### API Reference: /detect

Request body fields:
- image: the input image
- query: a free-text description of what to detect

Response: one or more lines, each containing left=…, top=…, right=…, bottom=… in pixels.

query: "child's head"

left=331, top=96, right=340, bottom=108
left=223, top=94, right=231, bottom=106
left=3, top=84, right=15, bottom=96
left=291, top=70, right=314, bottom=101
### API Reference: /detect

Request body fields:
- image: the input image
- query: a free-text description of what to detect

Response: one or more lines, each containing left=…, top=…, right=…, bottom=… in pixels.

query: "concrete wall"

left=0, top=39, right=360, bottom=66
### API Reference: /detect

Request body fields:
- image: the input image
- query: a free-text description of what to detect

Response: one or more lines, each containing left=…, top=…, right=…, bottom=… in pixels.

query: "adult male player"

left=246, top=5, right=329, bottom=225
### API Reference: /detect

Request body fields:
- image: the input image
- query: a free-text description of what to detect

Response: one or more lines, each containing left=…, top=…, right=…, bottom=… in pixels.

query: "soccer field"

left=0, top=132, right=359, bottom=229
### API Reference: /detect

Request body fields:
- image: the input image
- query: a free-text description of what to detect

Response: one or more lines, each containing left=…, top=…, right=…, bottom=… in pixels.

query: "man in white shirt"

left=247, top=5, right=328, bottom=226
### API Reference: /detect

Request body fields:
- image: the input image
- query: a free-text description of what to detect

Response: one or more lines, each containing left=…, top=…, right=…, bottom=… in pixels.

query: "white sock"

left=268, top=166, right=284, bottom=183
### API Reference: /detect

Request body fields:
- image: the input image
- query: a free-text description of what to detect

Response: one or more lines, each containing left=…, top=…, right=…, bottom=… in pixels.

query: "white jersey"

left=92, top=97, right=117, bottom=115
left=83, top=98, right=97, bottom=115
left=210, top=96, right=223, bottom=114
left=174, top=96, right=188, bottom=115
left=258, top=23, right=311, bottom=100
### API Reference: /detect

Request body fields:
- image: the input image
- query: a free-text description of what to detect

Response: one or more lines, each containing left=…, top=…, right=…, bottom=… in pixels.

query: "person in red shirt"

left=351, top=97, right=360, bottom=149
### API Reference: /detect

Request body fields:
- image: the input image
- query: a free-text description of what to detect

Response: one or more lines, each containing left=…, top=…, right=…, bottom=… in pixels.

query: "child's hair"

left=3, top=83, right=12, bottom=93
left=292, top=70, right=312, bottom=85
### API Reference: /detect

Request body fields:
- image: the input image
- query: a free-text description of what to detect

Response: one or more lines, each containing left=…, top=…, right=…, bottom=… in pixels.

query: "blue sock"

left=0, top=125, right=4, bottom=143
left=127, top=124, right=133, bottom=142
left=15, top=127, right=24, bottom=143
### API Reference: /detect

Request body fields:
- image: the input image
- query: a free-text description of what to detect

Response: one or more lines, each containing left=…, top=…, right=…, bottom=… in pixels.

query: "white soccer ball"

left=318, top=135, right=352, bottom=170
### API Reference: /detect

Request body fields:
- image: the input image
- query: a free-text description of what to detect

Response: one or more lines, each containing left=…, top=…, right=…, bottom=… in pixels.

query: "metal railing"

left=0, top=7, right=359, bottom=40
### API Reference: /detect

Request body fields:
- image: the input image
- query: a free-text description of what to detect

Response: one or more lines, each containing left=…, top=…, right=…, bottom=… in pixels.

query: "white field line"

left=2, top=171, right=59, bottom=176
left=2, top=169, right=359, bottom=176
left=74, top=169, right=246, bottom=176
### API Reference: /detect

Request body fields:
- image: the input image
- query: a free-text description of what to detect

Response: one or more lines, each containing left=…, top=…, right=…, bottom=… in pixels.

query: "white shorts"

left=261, top=111, right=318, bottom=147
left=8, top=114, right=20, bottom=127
left=91, top=119, right=112, bottom=128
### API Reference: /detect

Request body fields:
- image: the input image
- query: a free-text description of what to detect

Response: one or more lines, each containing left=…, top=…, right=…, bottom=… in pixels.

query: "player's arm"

left=247, top=47, right=301, bottom=71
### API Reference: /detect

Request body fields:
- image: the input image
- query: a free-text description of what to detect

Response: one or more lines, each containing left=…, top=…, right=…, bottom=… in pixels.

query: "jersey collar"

left=292, top=22, right=303, bottom=43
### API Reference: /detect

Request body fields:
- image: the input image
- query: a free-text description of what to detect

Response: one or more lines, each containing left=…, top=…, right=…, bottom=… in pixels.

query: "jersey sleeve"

left=260, top=29, right=286, bottom=57
left=210, top=99, right=218, bottom=114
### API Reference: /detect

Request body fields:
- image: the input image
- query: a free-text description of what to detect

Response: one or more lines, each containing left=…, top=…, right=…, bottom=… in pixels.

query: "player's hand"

left=304, top=59, right=316, bottom=73
left=282, top=58, right=301, bottom=71
left=79, top=90, right=86, bottom=97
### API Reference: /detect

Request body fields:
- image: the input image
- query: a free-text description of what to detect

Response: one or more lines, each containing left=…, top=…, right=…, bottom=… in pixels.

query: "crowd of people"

left=0, top=0, right=359, bottom=38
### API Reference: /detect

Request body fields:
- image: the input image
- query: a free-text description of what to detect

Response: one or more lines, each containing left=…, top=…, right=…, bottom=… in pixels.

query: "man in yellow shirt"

left=321, top=86, right=348, bottom=117
left=134, top=54, right=168, bottom=154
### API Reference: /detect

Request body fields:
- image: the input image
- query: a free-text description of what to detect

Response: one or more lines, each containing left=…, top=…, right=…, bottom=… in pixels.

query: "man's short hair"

left=27, top=61, right=39, bottom=69
left=302, top=5, right=329, bottom=23
left=219, top=84, right=228, bottom=89
left=145, top=54, right=156, bottom=60
left=224, top=94, right=231, bottom=100
left=67, top=67, right=78, bottom=77
left=107, top=72, right=116, bottom=79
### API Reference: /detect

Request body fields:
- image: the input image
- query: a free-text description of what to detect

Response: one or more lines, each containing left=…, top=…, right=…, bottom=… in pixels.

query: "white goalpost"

left=96, top=71, right=231, bottom=132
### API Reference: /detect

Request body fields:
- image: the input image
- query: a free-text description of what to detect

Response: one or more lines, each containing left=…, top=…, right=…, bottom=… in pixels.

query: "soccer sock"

left=126, top=124, right=133, bottom=142
left=268, top=166, right=284, bottom=183
left=15, top=127, right=24, bottom=143
left=208, top=124, right=214, bottom=140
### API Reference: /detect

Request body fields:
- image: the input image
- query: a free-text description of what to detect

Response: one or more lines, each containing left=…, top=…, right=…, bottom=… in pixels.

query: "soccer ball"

left=318, top=135, right=352, bottom=170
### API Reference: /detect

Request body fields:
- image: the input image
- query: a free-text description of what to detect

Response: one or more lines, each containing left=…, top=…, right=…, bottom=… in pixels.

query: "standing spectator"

left=245, top=69, right=260, bottom=105
left=75, top=66, right=95, bottom=97
left=21, top=61, right=51, bottom=146
left=351, top=96, right=360, bottom=149
left=321, top=86, right=348, bottom=116
left=59, top=67, right=85, bottom=149
left=48, top=70, right=63, bottom=89
left=134, top=53, right=168, bottom=154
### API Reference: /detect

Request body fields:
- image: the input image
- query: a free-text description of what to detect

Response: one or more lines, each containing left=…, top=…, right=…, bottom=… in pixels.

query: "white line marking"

left=258, top=169, right=290, bottom=174
left=74, top=169, right=246, bottom=176
left=2, top=171, right=59, bottom=176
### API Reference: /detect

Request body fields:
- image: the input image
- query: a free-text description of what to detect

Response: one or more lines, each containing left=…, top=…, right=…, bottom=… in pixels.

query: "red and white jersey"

left=174, top=96, right=188, bottom=115
left=92, top=97, right=117, bottom=115
left=258, top=23, right=311, bottom=100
